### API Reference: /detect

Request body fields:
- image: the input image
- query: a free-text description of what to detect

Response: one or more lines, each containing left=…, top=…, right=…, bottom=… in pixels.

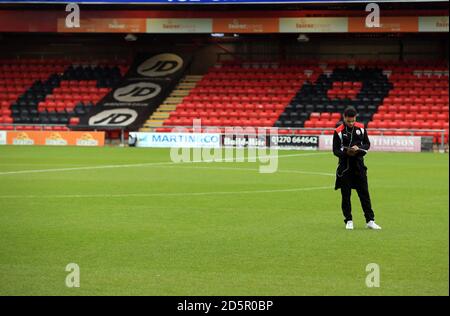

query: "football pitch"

left=0, top=146, right=448, bottom=296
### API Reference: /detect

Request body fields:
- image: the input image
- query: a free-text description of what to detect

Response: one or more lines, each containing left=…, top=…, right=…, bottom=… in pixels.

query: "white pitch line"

left=0, top=152, right=328, bottom=176
left=160, top=165, right=335, bottom=177
left=0, top=161, right=177, bottom=176
left=0, top=185, right=333, bottom=199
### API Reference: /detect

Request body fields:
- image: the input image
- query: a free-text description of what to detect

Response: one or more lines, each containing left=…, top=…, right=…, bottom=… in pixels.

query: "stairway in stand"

left=139, top=75, right=203, bottom=132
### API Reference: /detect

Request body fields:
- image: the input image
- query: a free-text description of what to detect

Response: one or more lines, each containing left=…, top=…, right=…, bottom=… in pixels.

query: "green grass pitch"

left=0, top=146, right=448, bottom=296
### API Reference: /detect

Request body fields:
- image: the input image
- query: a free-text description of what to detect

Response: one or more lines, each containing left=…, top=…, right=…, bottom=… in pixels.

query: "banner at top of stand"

left=0, top=0, right=448, bottom=4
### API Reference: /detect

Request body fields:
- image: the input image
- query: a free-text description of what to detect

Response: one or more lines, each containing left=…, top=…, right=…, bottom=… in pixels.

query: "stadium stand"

left=282, top=65, right=391, bottom=130
left=153, top=60, right=448, bottom=143
left=140, top=75, right=204, bottom=131
left=368, top=64, right=449, bottom=143
left=0, top=58, right=129, bottom=131
left=159, top=61, right=322, bottom=133
left=0, top=58, right=448, bottom=144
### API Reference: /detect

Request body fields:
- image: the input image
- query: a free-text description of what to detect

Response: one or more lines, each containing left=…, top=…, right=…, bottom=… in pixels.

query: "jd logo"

left=113, top=82, right=161, bottom=102
left=137, top=53, right=183, bottom=77
left=89, top=109, right=138, bottom=127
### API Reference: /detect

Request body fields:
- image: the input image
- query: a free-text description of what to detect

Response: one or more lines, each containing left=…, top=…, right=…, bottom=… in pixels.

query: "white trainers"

left=345, top=221, right=354, bottom=230
left=366, top=220, right=382, bottom=230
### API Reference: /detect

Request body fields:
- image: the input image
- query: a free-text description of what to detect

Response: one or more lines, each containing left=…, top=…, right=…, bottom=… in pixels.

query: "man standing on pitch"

left=333, top=106, right=381, bottom=230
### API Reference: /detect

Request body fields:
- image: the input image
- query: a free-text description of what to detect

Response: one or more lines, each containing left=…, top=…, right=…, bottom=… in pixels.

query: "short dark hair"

left=343, top=106, right=357, bottom=117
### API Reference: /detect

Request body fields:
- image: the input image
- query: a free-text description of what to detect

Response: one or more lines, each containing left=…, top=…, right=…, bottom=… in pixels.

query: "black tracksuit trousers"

left=340, top=169, right=375, bottom=224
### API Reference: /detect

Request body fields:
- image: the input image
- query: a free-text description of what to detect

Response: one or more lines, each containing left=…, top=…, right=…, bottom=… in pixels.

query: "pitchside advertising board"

left=130, top=132, right=426, bottom=152
left=130, top=132, right=222, bottom=148
left=78, top=52, right=190, bottom=130
left=130, top=132, right=319, bottom=149
left=0, top=130, right=6, bottom=145
left=2, top=131, right=105, bottom=146
left=319, top=135, right=422, bottom=152
left=270, top=134, right=319, bottom=150
left=222, top=134, right=269, bottom=148
left=222, top=134, right=319, bottom=149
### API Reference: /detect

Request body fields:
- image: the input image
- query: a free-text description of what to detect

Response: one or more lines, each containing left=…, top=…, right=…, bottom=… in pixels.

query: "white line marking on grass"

left=0, top=161, right=177, bottom=175
left=0, top=152, right=328, bottom=176
left=160, top=165, right=335, bottom=177
left=0, top=185, right=333, bottom=199
left=278, top=168, right=334, bottom=177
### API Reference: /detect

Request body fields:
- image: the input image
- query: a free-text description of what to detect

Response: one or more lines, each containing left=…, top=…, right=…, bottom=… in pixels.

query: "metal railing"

left=215, top=52, right=432, bottom=63
left=0, top=123, right=68, bottom=130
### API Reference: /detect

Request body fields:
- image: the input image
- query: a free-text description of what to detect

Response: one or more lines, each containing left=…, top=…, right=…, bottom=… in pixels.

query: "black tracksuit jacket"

left=332, top=122, right=371, bottom=190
